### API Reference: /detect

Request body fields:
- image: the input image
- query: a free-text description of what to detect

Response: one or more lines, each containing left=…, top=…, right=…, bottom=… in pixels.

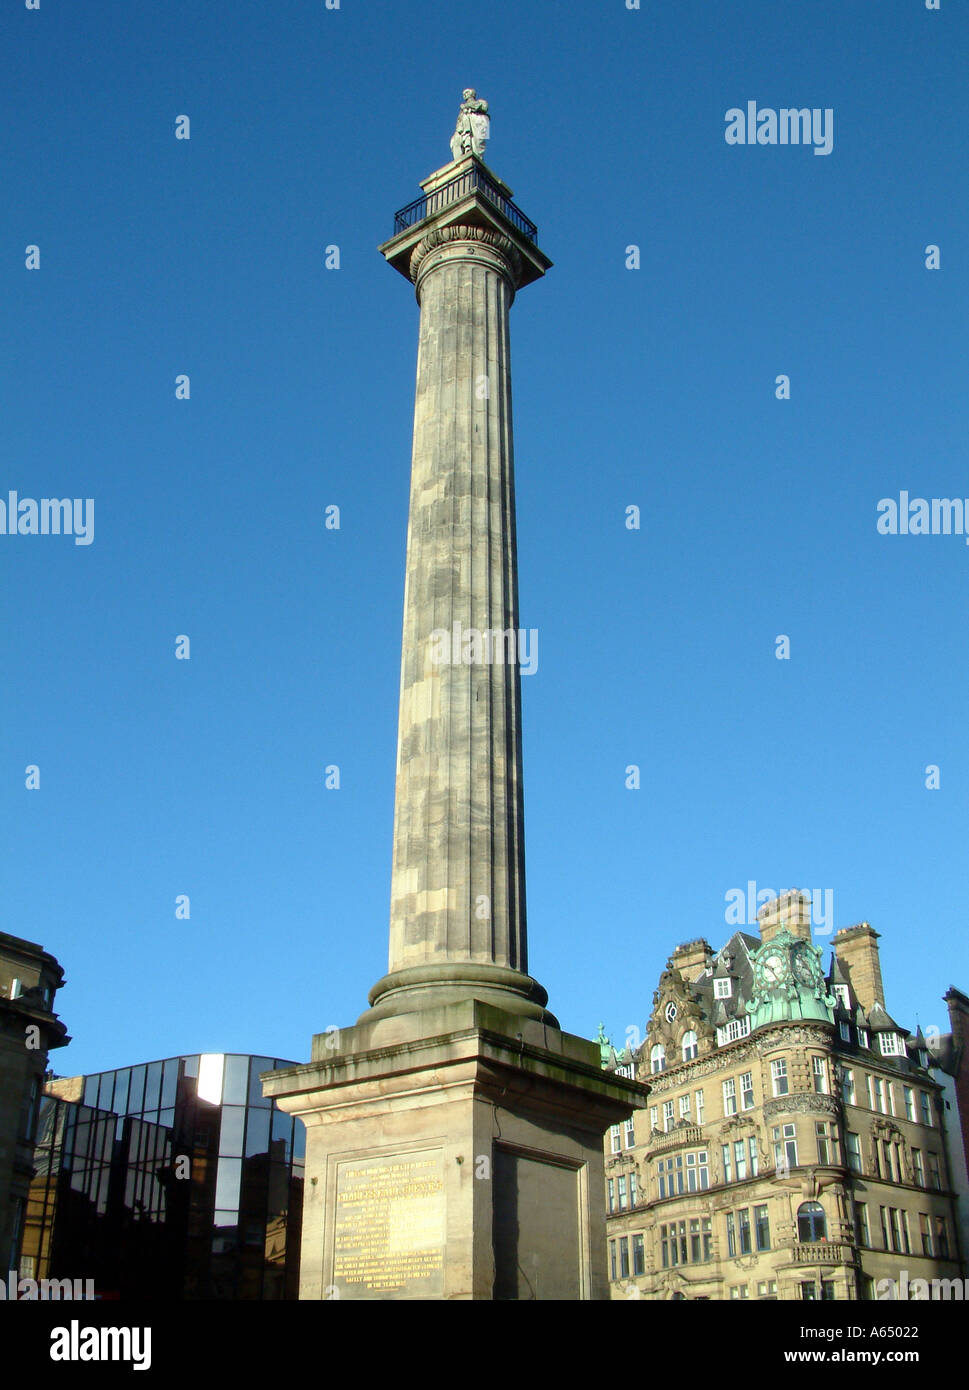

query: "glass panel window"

left=160, top=1059, right=179, bottom=1110
left=770, top=1059, right=789, bottom=1096
left=143, top=1061, right=163, bottom=1113
left=835, top=985, right=850, bottom=1009
left=734, top=1139, right=747, bottom=1181
left=928, top=1152, right=941, bottom=1190
left=854, top=1202, right=869, bottom=1246
left=662, top=1101, right=674, bottom=1132
left=245, top=1107, right=271, bottom=1157
left=797, top=1201, right=826, bottom=1243
left=219, top=1106, right=246, bottom=1157
left=889, top=1208, right=902, bottom=1253
left=842, top=1068, right=855, bottom=1105
left=610, top=1124, right=622, bottom=1153
left=624, top=1116, right=635, bottom=1147
left=721, top=1144, right=732, bottom=1184
left=839, top=1020, right=851, bottom=1041
left=126, top=1065, right=146, bottom=1114
left=714, top=978, right=732, bottom=999
left=222, top=1055, right=249, bottom=1107
left=214, top=1156, right=243, bottom=1213
left=610, top=1240, right=618, bottom=1280
left=816, top=1121, right=830, bottom=1165
left=920, top=1092, right=932, bottom=1127
left=679, top=1094, right=691, bottom=1120
left=904, top=1087, right=916, bottom=1123
left=681, top=1030, right=698, bottom=1061
left=772, top=1123, right=798, bottom=1171
left=722, top=1078, right=737, bottom=1116
left=846, top=1131, right=862, bottom=1173
left=936, top=1217, right=949, bottom=1259
left=812, top=1056, right=828, bottom=1093
left=650, top=1044, right=666, bottom=1074
left=629, top=1172, right=637, bottom=1207
left=754, top=1204, right=770, bottom=1251
left=649, top=1106, right=658, bottom=1132
left=919, top=1213, right=933, bottom=1257
left=702, top=1216, right=712, bottom=1261
left=749, top=1135, right=759, bottom=1176
left=912, top=1149, right=924, bottom=1187
left=248, top=1057, right=276, bottom=1108
left=726, top=1211, right=736, bottom=1258
left=618, top=1236, right=629, bottom=1278
left=858, top=1028, right=869, bottom=1049
left=738, top=1207, right=752, bottom=1255
left=740, top=1072, right=754, bottom=1109
left=607, top=1179, right=615, bottom=1213
left=97, top=1072, right=115, bottom=1112
left=632, top=1233, right=645, bottom=1276
left=695, top=1090, right=705, bottom=1123
left=617, top=1176, right=627, bottom=1211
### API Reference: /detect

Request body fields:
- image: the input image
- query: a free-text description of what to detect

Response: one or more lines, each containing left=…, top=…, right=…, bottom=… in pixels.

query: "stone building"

left=603, top=891, right=964, bottom=1299
left=0, top=931, right=69, bottom=1270
left=926, top=987, right=969, bottom=1261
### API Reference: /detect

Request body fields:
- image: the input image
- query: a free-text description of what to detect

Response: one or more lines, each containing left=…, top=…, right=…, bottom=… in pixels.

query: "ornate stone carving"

left=763, top=1093, right=840, bottom=1121
left=409, top=224, right=521, bottom=290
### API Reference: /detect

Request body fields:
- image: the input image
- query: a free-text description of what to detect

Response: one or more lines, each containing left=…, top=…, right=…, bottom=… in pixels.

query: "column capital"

left=410, top=223, right=522, bottom=298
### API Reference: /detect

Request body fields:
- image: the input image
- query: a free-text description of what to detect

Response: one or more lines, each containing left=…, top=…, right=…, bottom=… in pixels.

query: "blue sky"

left=3, top=0, right=967, bottom=1075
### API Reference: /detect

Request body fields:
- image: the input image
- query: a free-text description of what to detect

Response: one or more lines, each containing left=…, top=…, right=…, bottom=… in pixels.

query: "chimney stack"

left=833, top=923, right=885, bottom=1014
left=757, top=889, right=813, bottom=944
left=671, top=939, right=713, bottom=981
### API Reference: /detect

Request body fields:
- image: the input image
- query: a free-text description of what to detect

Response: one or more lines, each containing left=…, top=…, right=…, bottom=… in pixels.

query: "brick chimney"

left=833, top=923, right=885, bottom=1014
left=757, top=889, right=813, bottom=944
left=671, top=939, right=713, bottom=981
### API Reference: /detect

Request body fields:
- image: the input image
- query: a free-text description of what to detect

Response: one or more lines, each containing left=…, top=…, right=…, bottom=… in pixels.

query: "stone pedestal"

left=262, top=1003, right=645, bottom=1301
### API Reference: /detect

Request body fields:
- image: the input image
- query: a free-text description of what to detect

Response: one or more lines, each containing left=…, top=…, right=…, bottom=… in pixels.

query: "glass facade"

left=22, top=1054, right=304, bottom=1299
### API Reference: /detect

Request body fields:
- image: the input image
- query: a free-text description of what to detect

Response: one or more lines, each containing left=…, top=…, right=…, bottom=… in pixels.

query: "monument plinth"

left=264, top=92, right=646, bottom=1300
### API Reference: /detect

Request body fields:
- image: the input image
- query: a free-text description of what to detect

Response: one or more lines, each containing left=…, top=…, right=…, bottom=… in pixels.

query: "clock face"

left=665, top=1001, right=677, bottom=1023
left=762, top=953, right=786, bottom=984
left=793, top=953, right=815, bottom=985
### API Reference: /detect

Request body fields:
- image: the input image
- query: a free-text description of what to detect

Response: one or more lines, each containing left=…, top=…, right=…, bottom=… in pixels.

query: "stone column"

left=365, top=221, right=552, bottom=1024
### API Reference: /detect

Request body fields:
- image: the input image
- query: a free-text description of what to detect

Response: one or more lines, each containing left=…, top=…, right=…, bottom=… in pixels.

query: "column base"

left=361, top=961, right=558, bottom=1027
left=261, top=1000, right=647, bottom=1300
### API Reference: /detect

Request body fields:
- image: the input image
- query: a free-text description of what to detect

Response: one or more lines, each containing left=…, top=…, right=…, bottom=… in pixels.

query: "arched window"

left=797, top=1201, right=827, bottom=1243
left=681, top=1030, right=698, bottom=1062
left=650, top=1044, right=666, bottom=1074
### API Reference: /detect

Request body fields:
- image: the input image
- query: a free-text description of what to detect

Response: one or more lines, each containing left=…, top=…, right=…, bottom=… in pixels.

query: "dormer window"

left=714, top=978, right=733, bottom=1000
left=878, top=1033, right=904, bottom=1058
left=834, top=985, right=850, bottom=1010
left=857, top=1028, right=870, bottom=1049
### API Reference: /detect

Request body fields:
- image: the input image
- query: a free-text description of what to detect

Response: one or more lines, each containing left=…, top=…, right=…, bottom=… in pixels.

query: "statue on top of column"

left=450, top=88, right=490, bottom=162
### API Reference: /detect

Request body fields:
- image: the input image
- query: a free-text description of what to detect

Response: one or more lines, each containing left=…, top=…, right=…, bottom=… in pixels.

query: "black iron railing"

left=393, top=164, right=538, bottom=243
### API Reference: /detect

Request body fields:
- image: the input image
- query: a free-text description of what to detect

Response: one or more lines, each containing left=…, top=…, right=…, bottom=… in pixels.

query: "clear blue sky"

left=3, top=1, right=967, bottom=1075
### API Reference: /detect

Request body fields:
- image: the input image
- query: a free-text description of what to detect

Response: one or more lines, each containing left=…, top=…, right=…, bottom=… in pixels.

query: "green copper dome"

left=747, top=929, right=836, bottom=1028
